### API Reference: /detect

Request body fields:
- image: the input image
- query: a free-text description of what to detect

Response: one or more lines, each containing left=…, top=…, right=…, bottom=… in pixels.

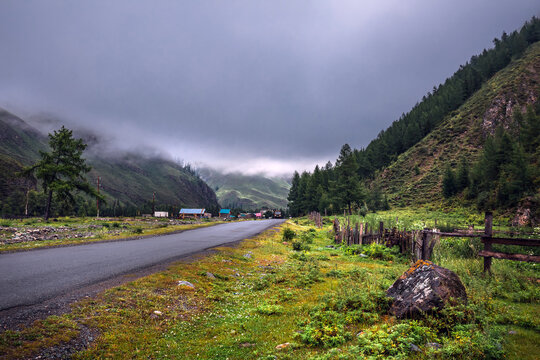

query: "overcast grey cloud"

left=0, top=1, right=538, bottom=175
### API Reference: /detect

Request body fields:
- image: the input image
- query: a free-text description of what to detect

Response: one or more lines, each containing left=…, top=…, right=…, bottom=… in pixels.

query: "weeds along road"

left=0, top=219, right=285, bottom=310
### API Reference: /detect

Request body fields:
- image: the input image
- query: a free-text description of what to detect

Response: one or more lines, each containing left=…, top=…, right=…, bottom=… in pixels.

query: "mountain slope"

left=0, top=109, right=219, bottom=216
left=199, top=168, right=290, bottom=210
left=377, top=41, right=540, bottom=206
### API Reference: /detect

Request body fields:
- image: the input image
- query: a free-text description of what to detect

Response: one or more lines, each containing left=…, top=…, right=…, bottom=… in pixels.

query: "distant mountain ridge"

left=198, top=168, right=290, bottom=210
left=0, top=109, right=219, bottom=216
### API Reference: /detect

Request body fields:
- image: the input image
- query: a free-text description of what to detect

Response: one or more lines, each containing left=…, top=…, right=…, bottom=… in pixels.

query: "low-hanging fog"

left=0, top=1, right=538, bottom=176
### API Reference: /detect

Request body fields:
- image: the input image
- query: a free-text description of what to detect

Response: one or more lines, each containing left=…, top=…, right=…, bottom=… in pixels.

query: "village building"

left=219, top=209, right=231, bottom=218
left=179, top=208, right=205, bottom=219
left=154, top=211, right=169, bottom=218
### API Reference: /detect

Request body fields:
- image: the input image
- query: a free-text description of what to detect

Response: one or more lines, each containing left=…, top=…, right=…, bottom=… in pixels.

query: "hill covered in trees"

left=0, top=109, right=219, bottom=217
left=288, top=17, right=540, bottom=218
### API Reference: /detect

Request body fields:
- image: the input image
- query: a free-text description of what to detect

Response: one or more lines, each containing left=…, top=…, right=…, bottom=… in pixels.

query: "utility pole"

left=152, top=192, right=155, bottom=216
left=25, top=185, right=30, bottom=217
left=96, top=176, right=101, bottom=218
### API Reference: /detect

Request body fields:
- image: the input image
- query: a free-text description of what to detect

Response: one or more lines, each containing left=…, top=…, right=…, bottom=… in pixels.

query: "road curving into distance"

left=0, top=219, right=285, bottom=310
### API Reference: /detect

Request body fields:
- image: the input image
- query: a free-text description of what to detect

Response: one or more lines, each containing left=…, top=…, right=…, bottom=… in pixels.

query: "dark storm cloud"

left=0, top=1, right=538, bottom=174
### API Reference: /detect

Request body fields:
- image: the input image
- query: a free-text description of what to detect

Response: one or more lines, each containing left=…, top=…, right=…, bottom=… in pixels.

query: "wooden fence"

left=332, top=212, right=540, bottom=272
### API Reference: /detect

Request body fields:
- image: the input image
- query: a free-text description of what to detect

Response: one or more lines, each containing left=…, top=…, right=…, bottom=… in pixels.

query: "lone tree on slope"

left=25, top=126, right=101, bottom=220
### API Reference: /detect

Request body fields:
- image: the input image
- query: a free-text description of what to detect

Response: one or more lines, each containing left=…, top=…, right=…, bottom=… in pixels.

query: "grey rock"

left=177, top=281, right=195, bottom=288
left=387, top=260, right=467, bottom=318
left=426, top=342, right=441, bottom=349
left=409, top=343, right=421, bottom=352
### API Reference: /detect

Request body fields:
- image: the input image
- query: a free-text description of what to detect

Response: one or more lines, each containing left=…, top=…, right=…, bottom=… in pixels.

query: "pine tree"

left=287, top=171, right=301, bottom=216
left=25, top=126, right=101, bottom=220
left=442, top=165, right=457, bottom=198
left=456, top=157, right=470, bottom=192
left=334, top=144, right=365, bottom=214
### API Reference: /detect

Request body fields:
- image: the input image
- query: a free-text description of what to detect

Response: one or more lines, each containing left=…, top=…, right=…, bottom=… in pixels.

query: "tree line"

left=288, top=144, right=389, bottom=217
left=354, top=17, right=539, bottom=178
left=442, top=104, right=539, bottom=209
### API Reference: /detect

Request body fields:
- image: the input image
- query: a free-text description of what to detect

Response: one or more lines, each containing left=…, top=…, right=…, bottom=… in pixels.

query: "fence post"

left=379, top=221, right=384, bottom=244
left=421, top=229, right=429, bottom=260
left=484, top=212, right=493, bottom=273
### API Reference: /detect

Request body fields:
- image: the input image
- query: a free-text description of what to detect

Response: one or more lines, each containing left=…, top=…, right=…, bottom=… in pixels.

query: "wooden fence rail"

left=332, top=212, right=540, bottom=272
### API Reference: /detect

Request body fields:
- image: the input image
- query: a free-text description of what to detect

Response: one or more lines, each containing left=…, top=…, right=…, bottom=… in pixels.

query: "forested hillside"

left=0, top=109, right=219, bottom=217
left=288, top=18, right=540, bottom=218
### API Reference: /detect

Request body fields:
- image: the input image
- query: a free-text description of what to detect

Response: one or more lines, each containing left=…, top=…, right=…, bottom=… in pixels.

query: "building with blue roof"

left=179, top=208, right=205, bottom=219
left=219, top=209, right=231, bottom=219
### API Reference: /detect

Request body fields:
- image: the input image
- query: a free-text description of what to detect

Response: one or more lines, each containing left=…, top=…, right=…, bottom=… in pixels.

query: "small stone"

left=359, top=254, right=367, bottom=257
left=206, top=272, right=216, bottom=279
left=508, top=330, right=517, bottom=335
left=410, top=343, right=421, bottom=352
left=243, top=252, right=252, bottom=259
left=239, top=342, right=255, bottom=348
left=426, top=342, right=441, bottom=349
left=275, top=342, right=290, bottom=350
left=153, top=310, right=163, bottom=316
left=177, top=281, right=195, bottom=288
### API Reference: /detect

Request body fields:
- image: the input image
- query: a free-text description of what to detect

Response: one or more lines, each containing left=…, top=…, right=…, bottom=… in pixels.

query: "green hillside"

left=199, top=168, right=290, bottom=210
left=0, top=109, right=219, bottom=217
left=288, top=20, right=540, bottom=217
left=378, top=41, right=540, bottom=206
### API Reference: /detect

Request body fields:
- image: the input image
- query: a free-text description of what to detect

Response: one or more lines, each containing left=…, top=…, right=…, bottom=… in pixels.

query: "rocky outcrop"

left=512, top=197, right=539, bottom=227
left=386, top=260, right=467, bottom=319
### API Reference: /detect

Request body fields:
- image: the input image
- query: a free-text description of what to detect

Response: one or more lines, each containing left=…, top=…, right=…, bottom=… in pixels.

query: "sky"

left=0, top=1, right=539, bottom=176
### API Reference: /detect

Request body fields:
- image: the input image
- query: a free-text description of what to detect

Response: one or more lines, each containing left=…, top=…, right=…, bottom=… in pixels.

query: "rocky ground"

left=0, top=218, right=209, bottom=247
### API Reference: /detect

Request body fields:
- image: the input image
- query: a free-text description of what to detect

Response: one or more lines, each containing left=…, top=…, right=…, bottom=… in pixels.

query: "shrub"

left=354, top=321, right=438, bottom=358
left=282, top=228, right=296, bottom=241
left=292, top=240, right=310, bottom=251
left=255, top=304, right=283, bottom=315
left=296, top=310, right=350, bottom=348
left=0, top=221, right=12, bottom=227
left=101, top=222, right=110, bottom=228
left=112, top=222, right=120, bottom=228
left=133, top=227, right=143, bottom=234
left=362, top=243, right=397, bottom=261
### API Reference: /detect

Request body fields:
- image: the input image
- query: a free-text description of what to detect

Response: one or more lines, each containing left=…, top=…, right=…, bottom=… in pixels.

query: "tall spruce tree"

left=26, top=126, right=101, bottom=220
left=334, top=144, right=365, bottom=214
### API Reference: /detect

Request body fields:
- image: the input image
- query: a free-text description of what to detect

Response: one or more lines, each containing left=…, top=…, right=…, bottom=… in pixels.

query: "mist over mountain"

left=0, top=109, right=219, bottom=217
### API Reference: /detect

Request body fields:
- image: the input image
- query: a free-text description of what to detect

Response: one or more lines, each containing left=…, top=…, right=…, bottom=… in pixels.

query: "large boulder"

left=386, top=260, right=467, bottom=318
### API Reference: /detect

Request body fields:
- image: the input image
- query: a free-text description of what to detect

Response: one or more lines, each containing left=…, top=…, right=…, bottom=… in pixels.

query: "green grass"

left=1, top=214, right=538, bottom=359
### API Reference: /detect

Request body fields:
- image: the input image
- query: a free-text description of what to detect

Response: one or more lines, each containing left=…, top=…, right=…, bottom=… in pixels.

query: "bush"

left=362, top=243, right=397, bottom=261
left=255, top=304, right=283, bottom=315
left=296, top=310, right=351, bottom=348
left=354, top=321, right=438, bottom=358
left=282, top=228, right=296, bottom=241
left=112, top=222, right=120, bottom=228
left=292, top=240, right=310, bottom=251
left=133, top=227, right=143, bottom=234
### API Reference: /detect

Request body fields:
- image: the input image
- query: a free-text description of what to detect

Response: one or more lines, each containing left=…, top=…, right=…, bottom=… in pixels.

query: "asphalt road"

left=0, top=219, right=285, bottom=310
